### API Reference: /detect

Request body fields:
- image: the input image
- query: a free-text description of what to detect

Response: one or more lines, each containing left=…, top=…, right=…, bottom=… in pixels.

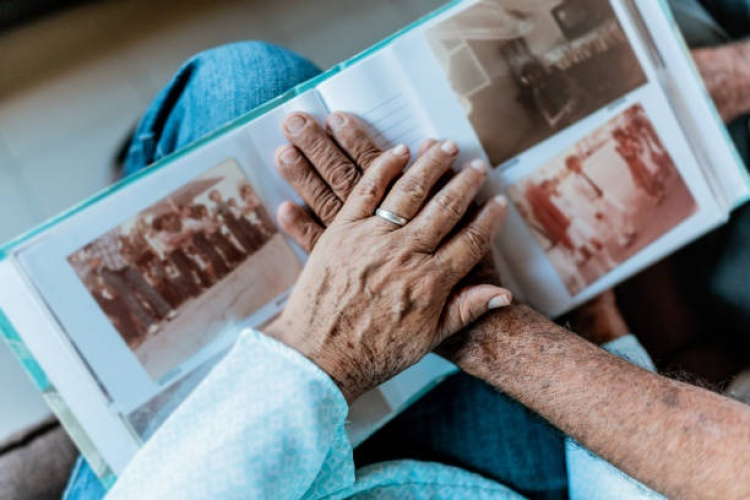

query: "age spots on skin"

left=661, top=386, right=681, bottom=409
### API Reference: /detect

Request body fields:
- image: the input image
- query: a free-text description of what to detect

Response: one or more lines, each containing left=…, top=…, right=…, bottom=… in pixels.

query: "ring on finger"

left=375, top=208, right=410, bottom=227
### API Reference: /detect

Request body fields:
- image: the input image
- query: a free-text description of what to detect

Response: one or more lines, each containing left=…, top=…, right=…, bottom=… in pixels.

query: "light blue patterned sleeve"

left=106, top=329, right=355, bottom=500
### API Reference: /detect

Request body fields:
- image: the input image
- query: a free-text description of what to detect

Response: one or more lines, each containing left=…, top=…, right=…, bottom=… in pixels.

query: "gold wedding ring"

left=375, top=208, right=409, bottom=227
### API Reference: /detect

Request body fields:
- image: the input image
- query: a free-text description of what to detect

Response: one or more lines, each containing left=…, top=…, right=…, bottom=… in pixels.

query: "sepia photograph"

left=68, top=159, right=302, bottom=381
left=508, top=104, right=698, bottom=295
left=425, top=0, right=648, bottom=166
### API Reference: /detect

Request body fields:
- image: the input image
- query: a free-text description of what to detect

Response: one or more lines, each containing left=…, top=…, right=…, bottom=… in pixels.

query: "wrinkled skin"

left=265, top=112, right=511, bottom=402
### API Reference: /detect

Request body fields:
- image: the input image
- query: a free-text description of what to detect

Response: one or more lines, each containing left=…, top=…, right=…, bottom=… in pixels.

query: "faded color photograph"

left=426, top=0, right=648, bottom=165
left=508, top=104, right=698, bottom=295
left=68, top=159, right=301, bottom=381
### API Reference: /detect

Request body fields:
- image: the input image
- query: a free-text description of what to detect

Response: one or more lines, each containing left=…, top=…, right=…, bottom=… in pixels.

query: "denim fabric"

left=123, top=41, right=321, bottom=177
left=354, top=374, right=568, bottom=500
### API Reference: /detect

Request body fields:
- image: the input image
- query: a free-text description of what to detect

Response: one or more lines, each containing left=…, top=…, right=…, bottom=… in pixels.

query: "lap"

left=355, top=373, right=568, bottom=500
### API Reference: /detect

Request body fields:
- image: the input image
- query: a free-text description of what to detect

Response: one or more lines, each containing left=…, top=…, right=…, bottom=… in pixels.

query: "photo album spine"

left=645, top=0, right=749, bottom=209
left=0, top=257, right=126, bottom=487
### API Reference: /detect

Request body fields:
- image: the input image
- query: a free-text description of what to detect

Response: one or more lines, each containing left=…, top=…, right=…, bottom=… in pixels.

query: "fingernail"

left=469, top=159, right=488, bottom=174
left=392, top=144, right=409, bottom=157
left=329, top=113, right=347, bottom=129
left=285, top=115, right=307, bottom=134
left=280, top=147, right=300, bottom=165
left=493, top=195, right=508, bottom=209
left=488, top=295, right=512, bottom=309
left=279, top=203, right=295, bottom=222
left=441, top=140, right=459, bottom=155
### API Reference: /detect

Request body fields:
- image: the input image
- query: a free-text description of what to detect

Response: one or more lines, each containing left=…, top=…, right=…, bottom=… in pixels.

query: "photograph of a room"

left=426, top=0, right=648, bottom=165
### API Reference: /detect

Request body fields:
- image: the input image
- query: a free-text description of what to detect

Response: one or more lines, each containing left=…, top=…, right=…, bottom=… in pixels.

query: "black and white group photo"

left=425, top=0, right=648, bottom=165
left=508, top=104, right=698, bottom=295
left=68, top=159, right=302, bottom=380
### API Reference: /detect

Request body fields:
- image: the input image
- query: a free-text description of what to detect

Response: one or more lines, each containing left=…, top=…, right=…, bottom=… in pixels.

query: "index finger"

left=326, top=112, right=383, bottom=171
left=283, top=113, right=361, bottom=201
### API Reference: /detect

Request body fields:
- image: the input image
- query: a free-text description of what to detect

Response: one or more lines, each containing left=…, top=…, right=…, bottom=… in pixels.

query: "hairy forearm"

left=447, top=305, right=750, bottom=500
left=694, top=42, right=750, bottom=123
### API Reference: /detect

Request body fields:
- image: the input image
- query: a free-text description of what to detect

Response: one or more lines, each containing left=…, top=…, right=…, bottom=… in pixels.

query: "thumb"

left=437, top=285, right=513, bottom=344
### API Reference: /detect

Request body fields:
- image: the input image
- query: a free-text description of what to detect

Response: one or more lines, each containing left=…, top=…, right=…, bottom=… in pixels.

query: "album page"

left=385, top=0, right=729, bottom=316
left=630, top=0, right=750, bottom=210
left=316, top=47, right=439, bottom=154
left=244, top=74, right=463, bottom=449
left=5, top=91, right=326, bottom=475
left=2, top=81, right=462, bottom=477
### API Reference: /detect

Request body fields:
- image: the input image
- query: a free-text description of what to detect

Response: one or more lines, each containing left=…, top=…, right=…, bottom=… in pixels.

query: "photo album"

left=1, top=0, right=748, bottom=486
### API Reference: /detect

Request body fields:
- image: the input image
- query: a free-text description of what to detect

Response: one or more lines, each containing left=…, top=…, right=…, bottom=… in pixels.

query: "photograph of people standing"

left=67, top=159, right=302, bottom=381
left=509, top=104, right=698, bottom=295
left=425, top=0, right=648, bottom=166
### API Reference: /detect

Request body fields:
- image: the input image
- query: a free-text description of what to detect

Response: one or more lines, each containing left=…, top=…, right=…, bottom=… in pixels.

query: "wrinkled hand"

left=693, top=43, right=750, bottom=123
left=265, top=112, right=511, bottom=402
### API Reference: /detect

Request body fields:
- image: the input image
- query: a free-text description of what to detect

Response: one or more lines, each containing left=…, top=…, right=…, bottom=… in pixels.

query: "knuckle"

left=357, top=147, right=382, bottom=167
left=355, top=177, right=382, bottom=202
left=291, top=166, right=316, bottom=191
left=457, top=299, right=476, bottom=327
left=301, top=224, right=320, bottom=247
left=327, top=161, right=359, bottom=193
left=463, top=226, right=491, bottom=259
left=304, top=137, right=331, bottom=159
left=398, top=177, right=428, bottom=204
left=317, top=195, right=342, bottom=223
left=435, top=191, right=464, bottom=220
left=308, top=182, right=340, bottom=220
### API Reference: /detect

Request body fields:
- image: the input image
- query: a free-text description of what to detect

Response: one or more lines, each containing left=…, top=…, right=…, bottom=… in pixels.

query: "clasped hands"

left=264, top=112, right=512, bottom=403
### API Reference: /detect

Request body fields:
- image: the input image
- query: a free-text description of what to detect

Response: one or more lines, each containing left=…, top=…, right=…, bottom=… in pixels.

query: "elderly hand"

left=693, top=42, right=750, bottom=123
left=264, top=112, right=511, bottom=403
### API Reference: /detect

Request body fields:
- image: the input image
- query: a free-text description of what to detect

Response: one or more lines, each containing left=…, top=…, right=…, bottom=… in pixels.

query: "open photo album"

left=1, top=0, right=748, bottom=486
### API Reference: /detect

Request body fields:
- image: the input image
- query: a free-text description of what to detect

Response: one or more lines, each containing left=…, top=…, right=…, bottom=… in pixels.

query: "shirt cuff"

left=602, top=334, right=656, bottom=372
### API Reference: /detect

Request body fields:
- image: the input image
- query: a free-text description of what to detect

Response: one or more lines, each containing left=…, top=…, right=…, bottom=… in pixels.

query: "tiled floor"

left=0, top=0, right=444, bottom=442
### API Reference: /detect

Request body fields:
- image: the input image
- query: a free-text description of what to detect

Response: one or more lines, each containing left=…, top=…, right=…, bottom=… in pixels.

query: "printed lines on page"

left=360, top=93, right=425, bottom=153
